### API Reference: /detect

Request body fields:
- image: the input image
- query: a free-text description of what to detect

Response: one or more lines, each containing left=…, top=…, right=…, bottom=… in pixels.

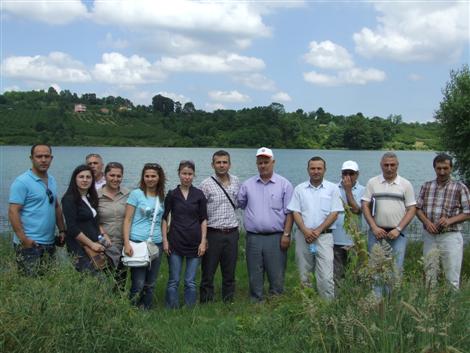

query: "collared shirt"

left=238, top=172, right=293, bottom=234
left=9, top=169, right=58, bottom=245
left=95, top=177, right=106, bottom=191
left=416, top=178, right=470, bottom=232
left=332, top=181, right=365, bottom=246
left=199, top=173, right=240, bottom=229
left=287, top=179, right=344, bottom=230
left=362, top=174, right=416, bottom=228
left=97, top=186, right=130, bottom=247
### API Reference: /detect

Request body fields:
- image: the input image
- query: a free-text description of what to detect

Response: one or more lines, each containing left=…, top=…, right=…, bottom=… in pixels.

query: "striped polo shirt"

left=362, top=174, right=416, bottom=229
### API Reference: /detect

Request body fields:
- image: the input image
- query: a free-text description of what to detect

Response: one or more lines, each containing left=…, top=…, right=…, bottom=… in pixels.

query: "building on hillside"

left=74, top=104, right=87, bottom=113
left=100, top=108, right=110, bottom=114
left=118, top=106, right=132, bottom=112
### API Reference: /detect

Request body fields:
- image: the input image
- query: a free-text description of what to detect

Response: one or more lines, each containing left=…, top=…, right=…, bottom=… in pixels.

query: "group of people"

left=8, top=144, right=470, bottom=309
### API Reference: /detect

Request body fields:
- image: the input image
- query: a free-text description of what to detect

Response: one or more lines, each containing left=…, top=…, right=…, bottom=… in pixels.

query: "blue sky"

left=1, top=1, right=468, bottom=122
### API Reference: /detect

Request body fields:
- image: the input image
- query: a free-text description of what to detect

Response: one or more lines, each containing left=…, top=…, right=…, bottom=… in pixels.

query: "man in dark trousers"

left=199, top=150, right=240, bottom=303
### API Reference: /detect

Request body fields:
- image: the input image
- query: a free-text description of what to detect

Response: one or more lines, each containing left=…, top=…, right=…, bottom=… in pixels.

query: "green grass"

left=1, top=235, right=469, bottom=353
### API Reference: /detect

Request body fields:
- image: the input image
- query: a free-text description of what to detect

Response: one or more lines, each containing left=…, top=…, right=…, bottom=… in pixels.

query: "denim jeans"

left=15, top=244, right=56, bottom=276
left=165, top=253, right=201, bottom=308
left=368, top=230, right=407, bottom=297
left=129, top=243, right=163, bottom=310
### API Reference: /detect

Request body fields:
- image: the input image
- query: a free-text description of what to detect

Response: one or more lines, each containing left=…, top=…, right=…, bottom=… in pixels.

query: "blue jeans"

left=165, top=253, right=201, bottom=309
left=129, top=243, right=163, bottom=310
left=368, top=230, right=407, bottom=297
left=15, top=244, right=56, bottom=276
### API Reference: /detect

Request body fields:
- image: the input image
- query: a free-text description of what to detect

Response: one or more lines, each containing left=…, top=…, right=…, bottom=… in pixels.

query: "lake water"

left=2, top=146, right=464, bottom=237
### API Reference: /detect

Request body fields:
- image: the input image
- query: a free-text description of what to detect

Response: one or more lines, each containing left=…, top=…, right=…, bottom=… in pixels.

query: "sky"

left=1, top=0, right=469, bottom=122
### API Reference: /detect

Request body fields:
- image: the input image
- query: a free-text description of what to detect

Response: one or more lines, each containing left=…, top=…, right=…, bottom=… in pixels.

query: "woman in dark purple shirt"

left=162, top=160, right=207, bottom=308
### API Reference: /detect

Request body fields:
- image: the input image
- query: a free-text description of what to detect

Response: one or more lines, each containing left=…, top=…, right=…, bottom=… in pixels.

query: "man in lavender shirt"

left=237, top=147, right=294, bottom=302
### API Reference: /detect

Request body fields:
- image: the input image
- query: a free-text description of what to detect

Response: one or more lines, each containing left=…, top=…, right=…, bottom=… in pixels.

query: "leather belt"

left=207, top=227, right=238, bottom=234
left=321, top=229, right=333, bottom=234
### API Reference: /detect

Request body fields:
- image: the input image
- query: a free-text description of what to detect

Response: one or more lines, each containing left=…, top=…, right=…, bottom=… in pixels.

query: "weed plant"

left=0, top=233, right=469, bottom=353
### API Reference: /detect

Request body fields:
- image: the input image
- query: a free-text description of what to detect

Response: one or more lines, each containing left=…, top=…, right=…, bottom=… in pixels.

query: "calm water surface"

left=0, top=146, right=440, bottom=233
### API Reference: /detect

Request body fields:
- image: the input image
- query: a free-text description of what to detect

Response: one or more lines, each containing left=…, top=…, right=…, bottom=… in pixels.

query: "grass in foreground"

left=0, top=235, right=469, bottom=353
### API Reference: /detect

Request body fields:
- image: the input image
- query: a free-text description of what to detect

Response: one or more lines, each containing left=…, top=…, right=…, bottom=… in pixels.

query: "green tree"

left=435, top=65, right=470, bottom=184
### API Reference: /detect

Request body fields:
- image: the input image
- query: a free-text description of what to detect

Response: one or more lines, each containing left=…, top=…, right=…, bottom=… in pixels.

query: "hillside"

left=0, top=89, right=442, bottom=150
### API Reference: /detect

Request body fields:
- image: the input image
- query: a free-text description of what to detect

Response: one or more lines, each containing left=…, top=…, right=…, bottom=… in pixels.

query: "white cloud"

left=208, top=90, right=250, bottom=103
left=3, top=0, right=88, bottom=24
left=408, top=73, right=423, bottom=81
left=92, top=1, right=270, bottom=37
left=205, top=103, right=226, bottom=112
left=101, top=33, right=129, bottom=50
left=304, top=40, right=354, bottom=70
left=2, top=52, right=91, bottom=82
left=271, top=91, right=291, bottom=102
left=233, top=73, right=276, bottom=91
left=92, top=52, right=166, bottom=85
left=304, top=68, right=386, bottom=86
left=353, top=2, right=469, bottom=62
left=158, top=53, right=265, bottom=73
left=157, top=91, right=190, bottom=104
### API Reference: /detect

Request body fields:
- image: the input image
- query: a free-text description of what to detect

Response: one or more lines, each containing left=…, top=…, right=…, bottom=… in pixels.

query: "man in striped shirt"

left=416, top=153, right=470, bottom=289
left=362, top=152, right=416, bottom=295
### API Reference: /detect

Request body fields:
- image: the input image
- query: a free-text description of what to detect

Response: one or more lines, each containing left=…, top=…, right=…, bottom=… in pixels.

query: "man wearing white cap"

left=332, top=160, right=365, bottom=288
left=238, top=147, right=294, bottom=302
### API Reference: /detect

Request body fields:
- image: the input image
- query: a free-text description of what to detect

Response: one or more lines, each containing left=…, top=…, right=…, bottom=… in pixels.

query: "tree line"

left=0, top=87, right=440, bottom=151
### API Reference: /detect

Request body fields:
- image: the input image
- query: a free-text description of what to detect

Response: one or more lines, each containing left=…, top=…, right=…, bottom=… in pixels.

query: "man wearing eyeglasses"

left=8, top=144, right=66, bottom=276
left=86, top=153, right=106, bottom=190
left=332, top=161, right=365, bottom=288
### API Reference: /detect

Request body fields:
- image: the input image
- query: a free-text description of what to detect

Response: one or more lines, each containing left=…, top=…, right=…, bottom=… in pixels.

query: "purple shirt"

left=238, top=172, right=293, bottom=233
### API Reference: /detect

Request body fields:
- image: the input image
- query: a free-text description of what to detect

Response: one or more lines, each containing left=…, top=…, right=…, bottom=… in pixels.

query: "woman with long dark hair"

left=62, top=164, right=110, bottom=272
left=123, top=163, right=166, bottom=309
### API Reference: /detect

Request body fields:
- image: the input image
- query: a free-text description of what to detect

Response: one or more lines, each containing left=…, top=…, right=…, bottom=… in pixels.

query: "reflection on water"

left=1, top=146, right=468, bottom=239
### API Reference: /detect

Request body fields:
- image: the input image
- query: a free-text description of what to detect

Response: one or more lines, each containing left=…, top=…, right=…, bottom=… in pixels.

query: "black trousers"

left=200, top=228, right=239, bottom=302
left=333, top=244, right=349, bottom=289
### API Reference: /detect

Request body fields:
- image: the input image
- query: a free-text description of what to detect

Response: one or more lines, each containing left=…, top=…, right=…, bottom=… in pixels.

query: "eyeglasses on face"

left=342, top=171, right=356, bottom=176
left=46, top=188, right=54, bottom=204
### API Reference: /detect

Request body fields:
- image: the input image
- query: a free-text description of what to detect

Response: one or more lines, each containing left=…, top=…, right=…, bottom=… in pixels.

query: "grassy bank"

left=0, top=234, right=469, bottom=353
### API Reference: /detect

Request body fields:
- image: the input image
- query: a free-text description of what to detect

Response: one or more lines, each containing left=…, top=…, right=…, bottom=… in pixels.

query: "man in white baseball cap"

left=332, top=160, right=365, bottom=290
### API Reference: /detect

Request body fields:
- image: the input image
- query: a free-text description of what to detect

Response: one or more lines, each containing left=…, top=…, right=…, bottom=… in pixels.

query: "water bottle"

left=309, top=243, right=317, bottom=255
left=98, top=234, right=110, bottom=248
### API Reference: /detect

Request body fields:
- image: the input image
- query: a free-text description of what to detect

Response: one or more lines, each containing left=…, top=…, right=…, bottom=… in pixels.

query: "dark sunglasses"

left=342, top=171, right=356, bottom=176
left=46, top=188, right=54, bottom=204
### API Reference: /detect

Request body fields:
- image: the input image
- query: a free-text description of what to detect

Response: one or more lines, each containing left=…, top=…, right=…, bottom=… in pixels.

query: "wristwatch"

left=283, top=232, right=290, bottom=238
left=395, top=226, right=402, bottom=232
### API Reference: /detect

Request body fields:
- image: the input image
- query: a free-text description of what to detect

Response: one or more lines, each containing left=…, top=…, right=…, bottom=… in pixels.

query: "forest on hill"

left=0, top=88, right=441, bottom=150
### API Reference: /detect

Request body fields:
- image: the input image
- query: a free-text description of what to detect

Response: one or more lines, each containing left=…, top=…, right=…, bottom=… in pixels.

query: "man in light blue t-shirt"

left=332, top=160, right=365, bottom=288
left=8, top=144, right=66, bottom=276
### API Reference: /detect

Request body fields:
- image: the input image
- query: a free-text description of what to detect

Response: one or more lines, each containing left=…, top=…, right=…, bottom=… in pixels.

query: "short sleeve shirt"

left=97, top=186, right=130, bottom=247
left=127, top=189, right=164, bottom=243
left=332, top=182, right=365, bottom=246
left=362, top=174, right=416, bottom=228
left=238, top=173, right=293, bottom=234
left=287, top=179, right=344, bottom=230
left=9, top=170, right=58, bottom=245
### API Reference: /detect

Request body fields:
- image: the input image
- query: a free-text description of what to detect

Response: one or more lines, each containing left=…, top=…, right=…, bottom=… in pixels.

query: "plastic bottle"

left=308, top=243, right=317, bottom=254
left=98, top=234, right=110, bottom=248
